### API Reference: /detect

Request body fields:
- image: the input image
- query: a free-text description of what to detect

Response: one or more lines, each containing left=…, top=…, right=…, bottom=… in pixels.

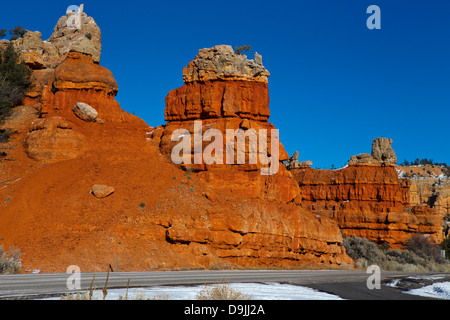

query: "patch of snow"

left=44, top=282, right=344, bottom=300
left=405, top=281, right=450, bottom=300
left=396, top=169, right=405, bottom=178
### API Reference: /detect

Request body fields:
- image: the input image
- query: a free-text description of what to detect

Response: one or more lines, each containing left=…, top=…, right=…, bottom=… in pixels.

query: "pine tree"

left=0, top=42, right=32, bottom=142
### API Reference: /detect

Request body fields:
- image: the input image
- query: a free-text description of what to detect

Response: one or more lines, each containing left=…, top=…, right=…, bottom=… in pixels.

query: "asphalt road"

left=0, top=270, right=448, bottom=300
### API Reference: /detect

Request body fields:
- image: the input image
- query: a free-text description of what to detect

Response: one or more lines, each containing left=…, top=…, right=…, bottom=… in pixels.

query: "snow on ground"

left=386, top=275, right=450, bottom=300
left=48, top=282, right=344, bottom=300
left=404, top=282, right=450, bottom=300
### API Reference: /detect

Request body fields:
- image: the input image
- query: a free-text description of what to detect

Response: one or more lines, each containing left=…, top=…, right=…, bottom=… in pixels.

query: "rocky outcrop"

left=290, top=139, right=444, bottom=248
left=24, top=116, right=86, bottom=161
left=12, top=4, right=101, bottom=65
left=349, top=137, right=397, bottom=166
left=7, top=7, right=141, bottom=126
left=371, top=137, right=397, bottom=164
left=183, top=45, right=270, bottom=83
left=0, top=11, right=353, bottom=272
left=402, top=165, right=450, bottom=218
left=158, top=45, right=289, bottom=174
left=285, top=151, right=312, bottom=169
left=152, top=45, right=353, bottom=267
left=48, top=4, right=102, bottom=63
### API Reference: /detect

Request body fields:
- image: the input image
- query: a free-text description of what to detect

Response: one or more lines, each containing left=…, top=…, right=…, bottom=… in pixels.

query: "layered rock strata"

left=290, top=139, right=444, bottom=248
left=154, top=45, right=352, bottom=267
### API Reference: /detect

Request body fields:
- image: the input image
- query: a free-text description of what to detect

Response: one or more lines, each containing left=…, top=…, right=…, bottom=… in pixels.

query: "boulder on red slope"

left=91, top=184, right=115, bottom=198
left=72, top=102, right=99, bottom=123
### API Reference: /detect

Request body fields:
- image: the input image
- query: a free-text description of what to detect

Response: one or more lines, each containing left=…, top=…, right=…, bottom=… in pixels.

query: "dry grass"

left=0, top=245, right=21, bottom=274
left=195, top=283, right=252, bottom=300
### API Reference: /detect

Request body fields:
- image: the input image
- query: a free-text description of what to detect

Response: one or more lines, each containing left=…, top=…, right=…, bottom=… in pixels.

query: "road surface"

left=0, top=270, right=448, bottom=300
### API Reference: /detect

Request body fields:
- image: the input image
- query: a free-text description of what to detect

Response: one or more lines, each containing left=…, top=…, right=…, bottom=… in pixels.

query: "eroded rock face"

left=24, top=117, right=86, bottom=161
left=165, top=80, right=270, bottom=122
left=183, top=45, right=270, bottom=83
left=372, top=137, right=397, bottom=164
left=349, top=137, right=397, bottom=166
left=155, top=45, right=352, bottom=267
left=47, top=4, right=102, bottom=63
left=1, top=14, right=354, bottom=272
left=159, top=45, right=287, bottom=174
left=285, top=151, right=312, bottom=169
left=291, top=165, right=444, bottom=248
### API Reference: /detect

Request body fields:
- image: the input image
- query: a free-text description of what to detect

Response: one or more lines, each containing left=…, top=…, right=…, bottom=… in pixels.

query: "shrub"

left=343, top=235, right=449, bottom=272
left=0, top=245, right=21, bottom=274
left=406, top=234, right=445, bottom=263
left=234, top=44, right=252, bottom=55
left=342, top=236, right=387, bottom=266
left=0, top=42, right=32, bottom=143
left=440, top=238, right=450, bottom=259
left=9, top=25, right=26, bottom=41
left=385, top=249, right=426, bottom=266
left=195, top=284, right=252, bottom=300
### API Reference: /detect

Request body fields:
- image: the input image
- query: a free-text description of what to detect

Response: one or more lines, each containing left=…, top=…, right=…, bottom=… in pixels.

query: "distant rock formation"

left=285, top=151, right=312, bottom=169
left=349, top=137, right=397, bottom=166
left=292, top=163, right=444, bottom=248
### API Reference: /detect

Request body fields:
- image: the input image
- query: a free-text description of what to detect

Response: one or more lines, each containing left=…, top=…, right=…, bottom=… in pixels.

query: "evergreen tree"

left=9, top=25, right=25, bottom=41
left=0, top=42, right=32, bottom=142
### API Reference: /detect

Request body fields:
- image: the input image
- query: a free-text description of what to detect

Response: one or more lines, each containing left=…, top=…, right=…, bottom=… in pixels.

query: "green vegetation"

left=399, top=158, right=450, bottom=178
left=0, top=245, right=21, bottom=274
left=0, top=42, right=32, bottom=143
left=9, top=26, right=26, bottom=41
left=0, top=26, right=26, bottom=41
left=343, top=235, right=449, bottom=272
left=234, top=44, right=252, bottom=55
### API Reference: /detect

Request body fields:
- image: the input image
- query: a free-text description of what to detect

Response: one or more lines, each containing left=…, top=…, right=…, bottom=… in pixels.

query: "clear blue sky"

left=2, top=0, right=449, bottom=168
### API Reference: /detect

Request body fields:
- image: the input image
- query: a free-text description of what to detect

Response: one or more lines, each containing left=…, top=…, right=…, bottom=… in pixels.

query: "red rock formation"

left=41, top=52, right=143, bottom=125
left=24, top=116, right=87, bottom=161
left=156, top=45, right=352, bottom=267
left=165, top=80, right=270, bottom=121
left=0, top=14, right=354, bottom=272
left=291, top=163, right=444, bottom=248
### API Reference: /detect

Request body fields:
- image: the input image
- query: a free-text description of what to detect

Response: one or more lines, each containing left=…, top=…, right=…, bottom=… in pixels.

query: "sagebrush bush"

left=343, top=236, right=387, bottom=266
left=343, top=235, right=449, bottom=272
left=195, top=284, right=252, bottom=300
left=0, top=245, right=21, bottom=274
left=406, top=234, right=445, bottom=263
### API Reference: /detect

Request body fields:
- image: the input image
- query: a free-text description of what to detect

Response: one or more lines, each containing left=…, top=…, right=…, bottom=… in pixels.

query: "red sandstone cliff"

left=1, top=8, right=444, bottom=274
left=0, top=11, right=352, bottom=272
left=289, top=142, right=445, bottom=249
